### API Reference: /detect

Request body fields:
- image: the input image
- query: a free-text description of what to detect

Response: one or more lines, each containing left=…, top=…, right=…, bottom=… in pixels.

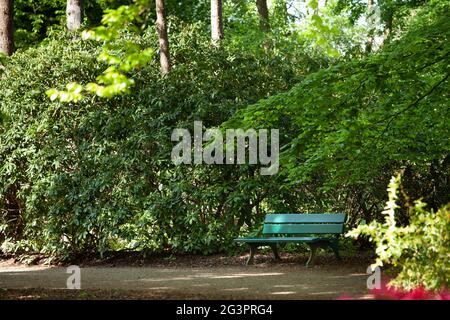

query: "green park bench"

left=234, top=213, right=346, bottom=267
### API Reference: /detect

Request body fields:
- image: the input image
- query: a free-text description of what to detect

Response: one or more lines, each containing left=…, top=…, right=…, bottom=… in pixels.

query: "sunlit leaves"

left=232, top=0, right=450, bottom=193
left=47, top=82, right=83, bottom=102
left=302, top=0, right=361, bottom=58
left=348, top=174, right=450, bottom=291
left=46, top=0, right=154, bottom=102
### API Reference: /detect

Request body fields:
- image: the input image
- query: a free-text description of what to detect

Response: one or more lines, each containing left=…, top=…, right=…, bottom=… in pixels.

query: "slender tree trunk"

left=365, top=0, right=375, bottom=53
left=156, top=0, right=171, bottom=75
left=66, top=0, right=83, bottom=31
left=383, top=11, right=393, bottom=44
left=0, top=0, right=13, bottom=56
left=211, top=0, right=224, bottom=42
left=256, top=0, right=270, bottom=32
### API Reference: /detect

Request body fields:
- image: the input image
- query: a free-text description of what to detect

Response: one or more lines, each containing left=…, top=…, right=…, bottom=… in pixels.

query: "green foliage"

left=227, top=0, right=450, bottom=223
left=47, top=0, right=154, bottom=101
left=0, top=19, right=320, bottom=258
left=2, top=0, right=448, bottom=273
left=13, top=0, right=131, bottom=50
left=14, top=0, right=66, bottom=49
left=300, top=0, right=365, bottom=58
left=347, top=174, right=450, bottom=291
left=224, top=0, right=363, bottom=62
left=164, top=0, right=209, bottom=23
left=335, top=0, right=427, bottom=26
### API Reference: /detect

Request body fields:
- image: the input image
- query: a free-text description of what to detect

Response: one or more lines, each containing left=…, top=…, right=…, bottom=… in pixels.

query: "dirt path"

left=0, top=255, right=372, bottom=299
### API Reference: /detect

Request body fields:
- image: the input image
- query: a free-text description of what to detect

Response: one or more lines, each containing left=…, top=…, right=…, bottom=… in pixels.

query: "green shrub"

left=0, top=21, right=322, bottom=259
left=347, top=174, right=450, bottom=291
left=226, top=1, right=450, bottom=224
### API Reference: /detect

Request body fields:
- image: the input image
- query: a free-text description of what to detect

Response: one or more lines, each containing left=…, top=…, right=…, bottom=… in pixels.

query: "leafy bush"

left=0, top=20, right=323, bottom=259
left=226, top=0, right=450, bottom=224
left=347, top=174, right=450, bottom=291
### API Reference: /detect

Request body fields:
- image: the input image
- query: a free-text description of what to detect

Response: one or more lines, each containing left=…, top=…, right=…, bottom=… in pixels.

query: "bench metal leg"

left=328, top=241, right=342, bottom=261
left=246, top=244, right=258, bottom=266
left=306, top=243, right=320, bottom=268
left=270, top=244, right=281, bottom=261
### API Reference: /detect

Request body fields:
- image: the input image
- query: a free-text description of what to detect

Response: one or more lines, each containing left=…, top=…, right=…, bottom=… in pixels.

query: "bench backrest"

left=262, top=213, right=346, bottom=236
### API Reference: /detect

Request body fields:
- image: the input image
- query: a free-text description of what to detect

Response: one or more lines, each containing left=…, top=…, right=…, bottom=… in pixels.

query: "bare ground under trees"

left=0, top=251, right=387, bottom=300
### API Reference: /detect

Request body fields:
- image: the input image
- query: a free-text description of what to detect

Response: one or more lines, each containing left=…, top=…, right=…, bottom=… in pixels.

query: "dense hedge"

left=0, top=22, right=323, bottom=259
left=228, top=1, right=450, bottom=225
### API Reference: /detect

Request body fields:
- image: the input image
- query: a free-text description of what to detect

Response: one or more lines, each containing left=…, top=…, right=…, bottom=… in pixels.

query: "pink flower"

left=400, top=287, right=432, bottom=300
left=337, top=280, right=450, bottom=300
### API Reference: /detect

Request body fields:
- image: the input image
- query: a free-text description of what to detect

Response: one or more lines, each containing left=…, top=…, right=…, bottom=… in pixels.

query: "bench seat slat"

left=234, top=213, right=346, bottom=266
left=265, top=213, right=346, bottom=224
left=262, top=223, right=343, bottom=235
left=234, top=237, right=328, bottom=243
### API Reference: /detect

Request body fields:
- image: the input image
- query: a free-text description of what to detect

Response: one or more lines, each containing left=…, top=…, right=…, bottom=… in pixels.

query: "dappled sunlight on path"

left=0, top=259, right=369, bottom=299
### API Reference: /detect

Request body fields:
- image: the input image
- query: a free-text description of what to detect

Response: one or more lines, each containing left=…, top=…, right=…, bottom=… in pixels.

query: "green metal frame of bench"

left=234, top=213, right=346, bottom=267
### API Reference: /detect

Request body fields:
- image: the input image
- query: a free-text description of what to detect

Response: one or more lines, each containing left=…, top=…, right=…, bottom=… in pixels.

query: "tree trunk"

left=156, top=0, right=171, bottom=75
left=66, top=0, right=83, bottom=31
left=365, top=0, right=375, bottom=53
left=256, top=0, right=270, bottom=32
left=383, top=11, right=393, bottom=44
left=211, top=0, right=224, bottom=42
left=0, top=0, right=13, bottom=56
